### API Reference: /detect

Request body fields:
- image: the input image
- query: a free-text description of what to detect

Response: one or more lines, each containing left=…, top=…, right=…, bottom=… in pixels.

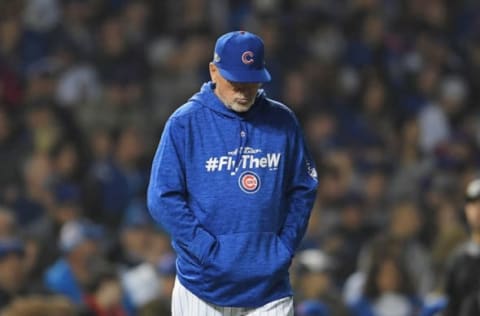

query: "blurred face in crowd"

left=95, top=278, right=123, bottom=309
left=390, top=202, right=421, bottom=240
left=146, top=231, right=171, bottom=263
left=417, top=66, right=439, bottom=96
left=364, top=171, right=387, bottom=203
left=363, top=80, right=385, bottom=114
left=54, top=143, right=79, bottom=178
left=362, top=14, right=384, bottom=45
left=100, top=18, right=125, bottom=56
left=124, top=1, right=149, bottom=30
left=54, top=203, right=80, bottom=225
left=23, top=153, right=52, bottom=189
left=115, top=127, right=144, bottom=166
left=0, top=252, right=25, bottom=293
left=121, top=226, right=152, bottom=260
left=318, top=167, right=344, bottom=202
left=69, top=239, right=99, bottom=270
left=400, top=118, right=419, bottom=147
left=305, top=112, right=336, bottom=148
left=299, top=271, right=331, bottom=299
left=466, top=200, right=480, bottom=232
left=0, top=17, right=21, bottom=53
left=64, top=0, right=91, bottom=24
left=0, top=211, right=16, bottom=238
left=25, top=106, right=61, bottom=153
left=376, top=258, right=401, bottom=293
left=90, top=129, right=112, bottom=160
left=209, top=63, right=261, bottom=113
left=340, top=204, right=364, bottom=230
left=283, top=70, right=307, bottom=109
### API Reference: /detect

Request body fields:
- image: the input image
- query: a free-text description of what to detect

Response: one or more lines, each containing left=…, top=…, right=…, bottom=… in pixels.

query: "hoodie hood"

left=189, top=81, right=266, bottom=120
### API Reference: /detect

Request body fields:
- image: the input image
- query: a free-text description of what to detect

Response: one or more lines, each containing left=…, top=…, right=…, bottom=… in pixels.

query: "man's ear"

left=209, top=62, right=217, bottom=83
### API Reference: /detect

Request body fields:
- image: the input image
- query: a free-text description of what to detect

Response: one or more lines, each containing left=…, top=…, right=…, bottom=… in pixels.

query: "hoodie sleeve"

left=279, top=120, right=318, bottom=255
left=147, top=117, right=216, bottom=265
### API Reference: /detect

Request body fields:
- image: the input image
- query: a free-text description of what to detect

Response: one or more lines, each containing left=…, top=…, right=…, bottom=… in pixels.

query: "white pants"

left=172, top=277, right=294, bottom=316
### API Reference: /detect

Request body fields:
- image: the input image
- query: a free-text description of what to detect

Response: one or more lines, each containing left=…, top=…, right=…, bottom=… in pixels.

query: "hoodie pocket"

left=203, top=232, right=292, bottom=284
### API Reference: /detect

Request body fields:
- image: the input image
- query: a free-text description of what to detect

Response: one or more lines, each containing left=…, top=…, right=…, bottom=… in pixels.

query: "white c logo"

left=241, top=51, right=254, bottom=65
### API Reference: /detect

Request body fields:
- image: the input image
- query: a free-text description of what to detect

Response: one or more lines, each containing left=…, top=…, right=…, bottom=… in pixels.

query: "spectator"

left=24, top=180, right=84, bottom=273
left=2, top=295, right=77, bottom=316
left=324, top=193, right=377, bottom=285
left=135, top=254, right=176, bottom=316
left=444, top=178, right=480, bottom=315
left=0, top=208, right=17, bottom=238
left=83, top=261, right=128, bottom=316
left=429, top=200, right=467, bottom=290
left=10, top=152, right=53, bottom=227
left=84, top=126, right=149, bottom=228
left=110, top=203, right=153, bottom=268
left=349, top=254, right=422, bottom=316
left=44, top=219, right=104, bottom=305
left=48, top=140, right=85, bottom=196
left=121, top=262, right=160, bottom=314
left=294, top=249, right=350, bottom=316
left=359, top=201, right=434, bottom=296
left=0, top=238, right=45, bottom=309
left=23, top=101, right=63, bottom=154
left=417, top=75, right=468, bottom=155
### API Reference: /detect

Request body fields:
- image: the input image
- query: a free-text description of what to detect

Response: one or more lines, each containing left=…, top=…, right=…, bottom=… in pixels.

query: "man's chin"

left=229, top=102, right=253, bottom=113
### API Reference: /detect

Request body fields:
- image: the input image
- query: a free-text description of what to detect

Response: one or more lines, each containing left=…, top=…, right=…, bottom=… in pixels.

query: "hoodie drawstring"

left=231, top=121, right=248, bottom=176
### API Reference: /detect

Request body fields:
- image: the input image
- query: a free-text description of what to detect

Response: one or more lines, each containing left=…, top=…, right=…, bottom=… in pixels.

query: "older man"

left=148, top=31, right=318, bottom=315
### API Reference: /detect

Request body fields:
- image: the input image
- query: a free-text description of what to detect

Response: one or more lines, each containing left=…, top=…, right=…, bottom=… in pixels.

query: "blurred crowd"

left=1, top=0, right=480, bottom=315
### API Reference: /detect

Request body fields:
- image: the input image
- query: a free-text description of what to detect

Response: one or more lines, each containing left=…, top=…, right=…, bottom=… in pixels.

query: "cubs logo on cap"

left=238, top=171, right=261, bottom=194
left=212, top=31, right=271, bottom=83
left=241, top=51, right=254, bottom=64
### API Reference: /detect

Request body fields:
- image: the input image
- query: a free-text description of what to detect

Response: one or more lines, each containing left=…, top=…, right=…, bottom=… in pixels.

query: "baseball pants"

left=172, top=277, right=294, bottom=316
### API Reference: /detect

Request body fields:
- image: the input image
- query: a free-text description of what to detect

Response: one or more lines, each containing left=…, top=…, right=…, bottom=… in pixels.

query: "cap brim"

left=466, top=195, right=480, bottom=203
left=0, top=245, right=25, bottom=259
left=217, top=66, right=271, bottom=83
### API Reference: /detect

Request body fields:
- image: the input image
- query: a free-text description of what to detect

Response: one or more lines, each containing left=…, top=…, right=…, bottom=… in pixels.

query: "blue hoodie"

left=147, top=82, right=318, bottom=307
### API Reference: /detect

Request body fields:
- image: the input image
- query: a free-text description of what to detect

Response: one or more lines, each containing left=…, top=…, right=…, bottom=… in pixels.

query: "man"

left=0, top=238, right=30, bottom=309
left=147, top=31, right=318, bottom=315
left=294, top=249, right=350, bottom=316
left=444, top=178, right=480, bottom=315
left=44, top=219, right=104, bottom=305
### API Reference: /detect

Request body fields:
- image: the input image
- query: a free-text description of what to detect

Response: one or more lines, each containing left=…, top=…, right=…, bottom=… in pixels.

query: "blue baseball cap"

left=0, top=238, right=25, bottom=259
left=59, top=219, right=104, bottom=253
left=296, top=300, right=330, bottom=316
left=213, top=31, right=271, bottom=83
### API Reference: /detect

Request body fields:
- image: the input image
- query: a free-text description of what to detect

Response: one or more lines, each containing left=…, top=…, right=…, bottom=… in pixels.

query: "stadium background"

left=0, top=0, right=480, bottom=315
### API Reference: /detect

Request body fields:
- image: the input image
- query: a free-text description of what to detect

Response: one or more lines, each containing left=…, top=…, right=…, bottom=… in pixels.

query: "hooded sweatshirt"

left=147, top=82, right=318, bottom=307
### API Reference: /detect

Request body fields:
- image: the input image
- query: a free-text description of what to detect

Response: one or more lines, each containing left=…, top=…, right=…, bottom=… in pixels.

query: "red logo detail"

left=239, top=171, right=260, bottom=193
left=243, top=175, right=257, bottom=189
left=241, top=51, right=254, bottom=65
